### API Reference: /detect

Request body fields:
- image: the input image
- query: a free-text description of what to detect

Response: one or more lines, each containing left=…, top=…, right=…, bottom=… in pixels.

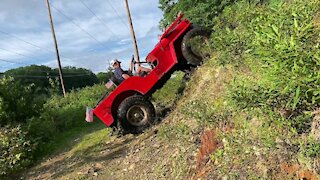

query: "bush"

left=159, top=0, right=238, bottom=29
left=0, top=77, right=45, bottom=126
left=0, top=125, right=34, bottom=176
left=27, top=84, right=106, bottom=141
left=217, top=0, right=320, bottom=115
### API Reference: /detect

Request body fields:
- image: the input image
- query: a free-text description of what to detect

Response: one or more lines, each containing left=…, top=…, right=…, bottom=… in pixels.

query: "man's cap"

left=110, top=59, right=121, bottom=66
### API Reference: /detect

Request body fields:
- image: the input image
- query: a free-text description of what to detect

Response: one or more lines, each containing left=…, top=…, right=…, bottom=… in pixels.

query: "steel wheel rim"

left=126, top=105, right=148, bottom=126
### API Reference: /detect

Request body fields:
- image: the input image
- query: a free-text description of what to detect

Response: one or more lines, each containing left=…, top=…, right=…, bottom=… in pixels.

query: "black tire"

left=117, top=95, right=156, bottom=133
left=181, top=27, right=211, bottom=66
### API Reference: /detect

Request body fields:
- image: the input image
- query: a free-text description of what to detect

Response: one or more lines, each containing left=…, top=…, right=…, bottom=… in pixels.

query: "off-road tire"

left=117, top=95, right=156, bottom=133
left=181, top=27, right=210, bottom=66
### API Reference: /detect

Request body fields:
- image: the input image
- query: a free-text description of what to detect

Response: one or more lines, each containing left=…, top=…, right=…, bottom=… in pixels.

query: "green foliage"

left=5, top=65, right=52, bottom=93
left=158, top=122, right=191, bottom=141
left=159, top=0, right=237, bottom=29
left=152, top=72, right=184, bottom=107
left=182, top=99, right=216, bottom=123
left=301, top=138, right=320, bottom=158
left=210, top=149, right=225, bottom=161
left=4, top=65, right=99, bottom=94
left=96, top=67, right=113, bottom=84
left=61, top=66, right=99, bottom=91
left=27, top=84, right=107, bottom=141
left=210, top=0, right=320, bottom=133
left=0, top=125, right=34, bottom=176
left=0, top=77, right=45, bottom=126
left=246, top=0, right=320, bottom=111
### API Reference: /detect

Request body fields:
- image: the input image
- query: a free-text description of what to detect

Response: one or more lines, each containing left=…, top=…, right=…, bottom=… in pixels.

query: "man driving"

left=110, top=59, right=130, bottom=85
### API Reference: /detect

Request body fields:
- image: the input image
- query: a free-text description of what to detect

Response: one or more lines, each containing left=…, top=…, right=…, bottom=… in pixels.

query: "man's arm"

left=122, top=74, right=130, bottom=79
left=128, top=55, right=134, bottom=73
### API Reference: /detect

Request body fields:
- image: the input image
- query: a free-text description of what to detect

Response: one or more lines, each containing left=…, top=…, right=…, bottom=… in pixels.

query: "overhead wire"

left=0, top=58, right=30, bottom=66
left=0, top=29, right=54, bottom=54
left=106, top=0, right=130, bottom=30
left=78, top=0, right=121, bottom=42
left=50, top=3, right=113, bottom=52
left=0, top=9, right=102, bottom=67
left=0, top=47, right=44, bottom=62
left=0, top=0, right=150, bottom=73
left=0, top=29, right=77, bottom=62
left=105, top=0, right=148, bottom=52
left=0, top=58, right=92, bottom=74
left=9, top=73, right=92, bottom=78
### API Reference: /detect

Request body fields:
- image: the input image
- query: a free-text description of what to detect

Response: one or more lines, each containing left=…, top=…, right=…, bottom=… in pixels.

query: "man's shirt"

left=114, top=67, right=125, bottom=83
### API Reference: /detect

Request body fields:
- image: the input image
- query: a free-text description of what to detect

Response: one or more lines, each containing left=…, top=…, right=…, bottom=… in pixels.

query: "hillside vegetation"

left=156, top=0, right=320, bottom=178
left=1, top=0, right=320, bottom=179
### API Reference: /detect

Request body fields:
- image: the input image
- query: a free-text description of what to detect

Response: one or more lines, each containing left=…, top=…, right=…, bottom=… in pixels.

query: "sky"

left=0, top=0, right=164, bottom=73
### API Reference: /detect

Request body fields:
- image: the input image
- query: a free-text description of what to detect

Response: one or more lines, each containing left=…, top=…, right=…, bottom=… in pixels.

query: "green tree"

left=57, top=66, right=99, bottom=91
left=159, top=0, right=237, bottom=29
left=96, top=67, right=113, bottom=84
left=4, top=65, right=99, bottom=94
left=0, top=77, right=45, bottom=126
left=5, top=65, right=53, bottom=94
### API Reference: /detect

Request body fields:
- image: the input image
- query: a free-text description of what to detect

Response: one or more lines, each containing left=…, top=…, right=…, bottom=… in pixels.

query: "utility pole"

left=124, top=0, right=140, bottom=63
left=45, top=0, right=66, bottom=97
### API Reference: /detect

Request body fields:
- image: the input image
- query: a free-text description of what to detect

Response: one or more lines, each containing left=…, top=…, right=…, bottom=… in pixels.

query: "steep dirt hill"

left=24, top=55, right=320, bottom=179
left=23, top=60, right=223, bottom=179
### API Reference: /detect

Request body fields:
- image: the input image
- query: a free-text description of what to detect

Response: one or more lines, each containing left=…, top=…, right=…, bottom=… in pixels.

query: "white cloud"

left=0, top=0, right=163, bottom=73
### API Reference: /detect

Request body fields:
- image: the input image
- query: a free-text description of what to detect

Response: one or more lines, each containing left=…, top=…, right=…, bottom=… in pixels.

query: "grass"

left=68, top=124, right=112, bottom=157
left=152, top=71, right=185, bottom=108
left=35, top=120, right=110, bottom=159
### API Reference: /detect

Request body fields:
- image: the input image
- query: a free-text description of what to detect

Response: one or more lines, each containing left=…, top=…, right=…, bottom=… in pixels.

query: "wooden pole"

left=45, top=0, right=66, bottom=97
left=124, top=0, right=140, bottom=63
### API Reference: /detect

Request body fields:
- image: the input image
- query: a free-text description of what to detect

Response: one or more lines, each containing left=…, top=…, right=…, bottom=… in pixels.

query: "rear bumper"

left=93, top=104, right=114, bottom=126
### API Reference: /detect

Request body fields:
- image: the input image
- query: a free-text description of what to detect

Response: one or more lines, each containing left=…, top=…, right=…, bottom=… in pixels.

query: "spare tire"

left=181, top=27, right=211, bottom=66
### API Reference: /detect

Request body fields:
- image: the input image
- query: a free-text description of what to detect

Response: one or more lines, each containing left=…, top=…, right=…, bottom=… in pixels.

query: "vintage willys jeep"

left=92, top=14, right=210, bottom=132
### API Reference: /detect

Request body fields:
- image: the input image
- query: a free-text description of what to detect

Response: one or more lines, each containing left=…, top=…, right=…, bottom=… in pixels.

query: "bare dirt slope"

left=25, top=123, right=201, bottom=180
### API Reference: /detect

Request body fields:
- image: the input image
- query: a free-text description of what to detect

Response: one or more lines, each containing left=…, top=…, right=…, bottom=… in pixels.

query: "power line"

left=0, top=30, right=74, bottom=62
left=78, top=0, right=121, bottom=41
left=50, top=4, right=112, bottom=52
left=0, top=30, right=54, bottom=54
left=8, top=73, right=92, bottom=78
left=0, top=58, right=92, bottom=74
left=106, top=0, right=130, bottom=30
left=0, top=47, right=43, bottom=62
left=0, top=58, right=30, bottom=66
left=105, top=0, right=147, bottom=51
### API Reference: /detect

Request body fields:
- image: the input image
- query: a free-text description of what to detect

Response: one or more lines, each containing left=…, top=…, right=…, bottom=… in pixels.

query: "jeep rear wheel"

left=118, top=95, right=156, bottom=133
left=181, top=27, right=211, bottom=66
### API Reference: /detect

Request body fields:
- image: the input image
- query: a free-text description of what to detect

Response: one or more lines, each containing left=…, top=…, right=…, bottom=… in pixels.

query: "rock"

left=87, top=167, right=95, bottom=174
left=153, top=143, right=160, bottom=148
left=93, top=172, right=98, bottom=176
left=94, top=163, right=103, bottom=171
left=311, top=109, right=320, bottom=141
left=128, top=164, right=135, bottom=171
left=221, top=175, right=228, bottom=180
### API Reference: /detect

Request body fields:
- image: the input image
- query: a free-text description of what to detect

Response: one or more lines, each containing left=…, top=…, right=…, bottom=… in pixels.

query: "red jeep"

left=92, top=14, right=210, bottom=132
